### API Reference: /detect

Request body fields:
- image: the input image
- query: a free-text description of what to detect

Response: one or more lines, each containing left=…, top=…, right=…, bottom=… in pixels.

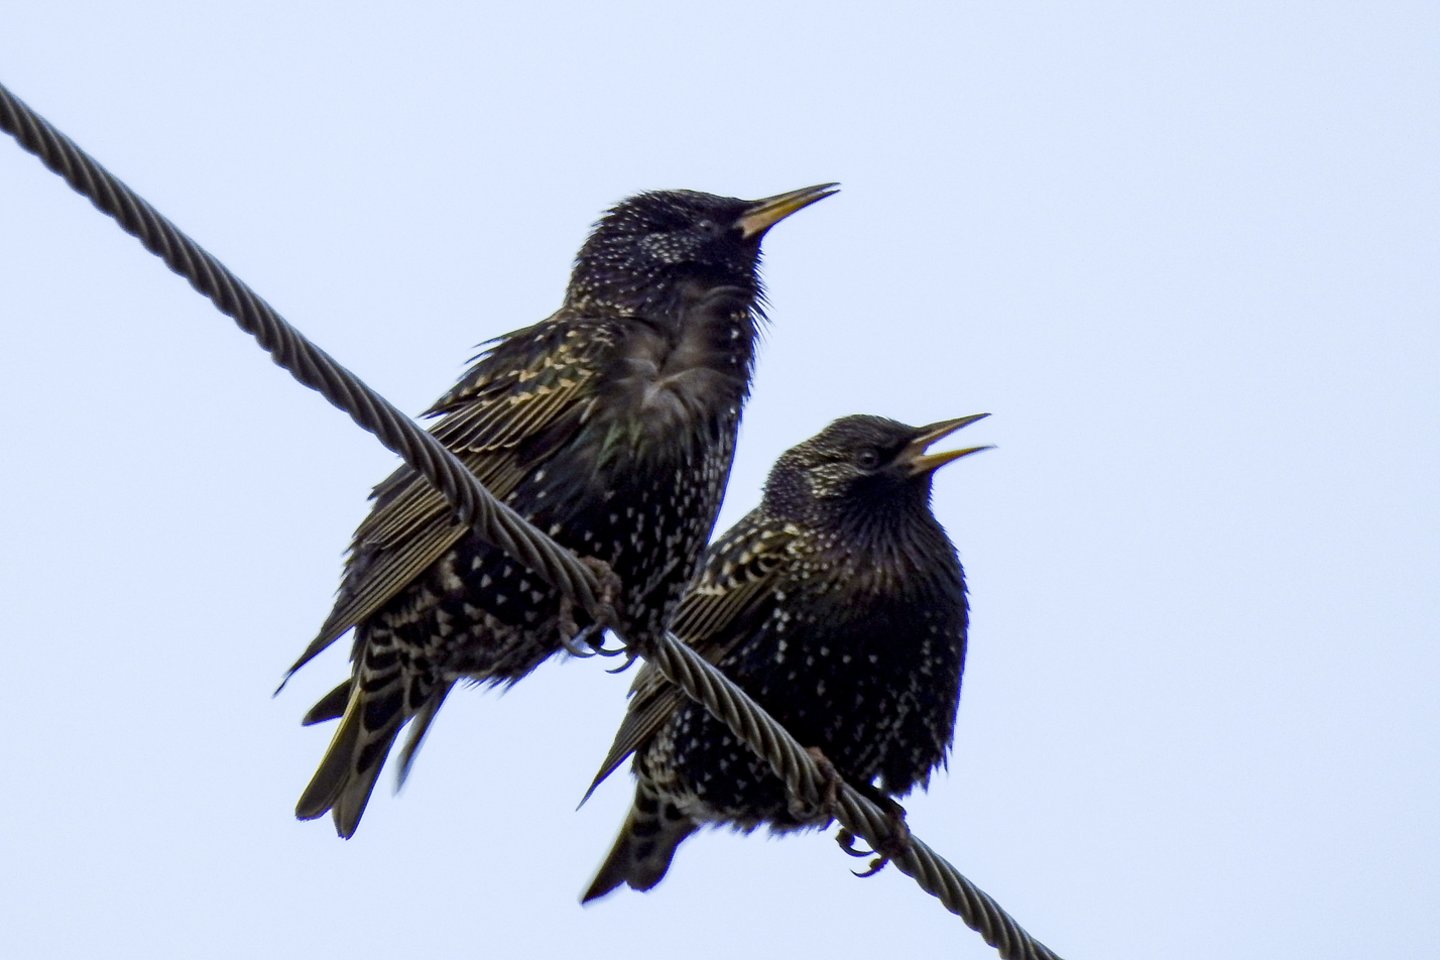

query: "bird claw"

left=851, top=857, right=890, bottom=879
left=559, top=625, right=629, bottom=661
left=604, top=650, right=641, bottom=673
left=836, top=796, right=912, bottom=879
left=556, top=557, right=624, bottom=658
left=559, top=624, right=598, bottom=658
left=836, top=828, right=872, bottom=858
left=835, top=827, right=893, bottom=878
left=589, top=631, right=629, bottom=658
left=798, top=751, right=910, bottom=878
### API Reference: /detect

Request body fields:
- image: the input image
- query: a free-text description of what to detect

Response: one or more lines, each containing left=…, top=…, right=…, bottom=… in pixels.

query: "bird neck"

left=578, top=290, right=759, bottom=473
left=823, top=490, right=959, bottom=596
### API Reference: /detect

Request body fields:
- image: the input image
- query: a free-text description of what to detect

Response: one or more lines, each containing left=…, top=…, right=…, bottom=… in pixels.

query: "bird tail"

left=294, top=633, right=438, bottom=838
left=582, top=781, right=696, bottom=903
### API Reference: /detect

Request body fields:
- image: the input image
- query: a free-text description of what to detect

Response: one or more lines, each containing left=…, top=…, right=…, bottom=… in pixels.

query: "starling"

left=284, top=184, right=837, bottom=838
left=581, top=413, right=989, bottom=901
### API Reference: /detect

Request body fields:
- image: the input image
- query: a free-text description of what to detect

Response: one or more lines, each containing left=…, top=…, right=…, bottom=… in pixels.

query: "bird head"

left=766, top=414, right=992, bottom=528
left=565, top=184, right=838, bottom=316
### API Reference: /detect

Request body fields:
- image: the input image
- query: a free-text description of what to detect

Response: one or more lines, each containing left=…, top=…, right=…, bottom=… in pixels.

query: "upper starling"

left=284, top=184, right=837, bottom=838
left=581, top=413, right=989, bottom=901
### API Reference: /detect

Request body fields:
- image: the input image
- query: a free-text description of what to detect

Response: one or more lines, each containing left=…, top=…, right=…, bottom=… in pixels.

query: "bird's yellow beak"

left=902, top=414, right=993, bottom=476
left=735, top=182, right=840, bottom=239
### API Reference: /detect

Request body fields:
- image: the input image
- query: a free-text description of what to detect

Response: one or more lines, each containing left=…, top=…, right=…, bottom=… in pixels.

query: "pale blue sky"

left=2, top=3, right=1437, bottom=958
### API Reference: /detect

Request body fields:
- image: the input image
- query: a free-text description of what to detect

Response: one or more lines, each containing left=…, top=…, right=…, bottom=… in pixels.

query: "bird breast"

left=605, top=313, right=751, bottom=438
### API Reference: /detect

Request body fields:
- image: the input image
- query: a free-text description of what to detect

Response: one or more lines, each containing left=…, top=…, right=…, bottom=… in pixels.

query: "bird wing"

left=283, top=314, right=622, bottom=680
left=581, top=512, right=799, bottom=802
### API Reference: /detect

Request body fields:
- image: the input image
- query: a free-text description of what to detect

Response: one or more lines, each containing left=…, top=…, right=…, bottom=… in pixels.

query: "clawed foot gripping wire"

left=0, top=80, right=1061, bottom=960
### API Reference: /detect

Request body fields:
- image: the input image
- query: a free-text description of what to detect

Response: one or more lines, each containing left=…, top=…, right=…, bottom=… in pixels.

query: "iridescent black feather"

left=583, top=414, right=988, bottom=901
left=286, top=185, right=836, bottom=838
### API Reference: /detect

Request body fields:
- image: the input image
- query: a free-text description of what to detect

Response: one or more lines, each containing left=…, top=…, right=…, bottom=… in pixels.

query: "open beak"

left=736, top=182, right=840, bottom=239
left=901, top=413, right=993, bottom=476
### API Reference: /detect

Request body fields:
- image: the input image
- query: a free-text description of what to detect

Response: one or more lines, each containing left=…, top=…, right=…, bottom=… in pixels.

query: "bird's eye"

left=854, top=448, right=883, bottom=470
left=695, top=218, right=723, bottom=237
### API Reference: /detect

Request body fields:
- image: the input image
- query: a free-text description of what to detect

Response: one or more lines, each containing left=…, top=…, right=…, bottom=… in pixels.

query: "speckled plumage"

left=285, top=184, right=837, bottom=838
left=583, top=414, right=989, bottom=901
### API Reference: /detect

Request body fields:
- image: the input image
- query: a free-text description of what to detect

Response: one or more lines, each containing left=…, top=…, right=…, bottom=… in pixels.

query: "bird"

left=581, top=413, right=989, bottom=902
left=283, top=184, right=838, bottom=838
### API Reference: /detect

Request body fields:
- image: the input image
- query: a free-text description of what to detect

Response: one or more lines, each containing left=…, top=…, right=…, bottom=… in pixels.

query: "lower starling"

left=582, top=413, right=989, bottom=901
left=284, top=184, right=837, bottom=838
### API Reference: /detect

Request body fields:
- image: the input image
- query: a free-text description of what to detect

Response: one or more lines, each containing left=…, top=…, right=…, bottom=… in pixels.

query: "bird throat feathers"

left=588, top=297, right=757, bottom=463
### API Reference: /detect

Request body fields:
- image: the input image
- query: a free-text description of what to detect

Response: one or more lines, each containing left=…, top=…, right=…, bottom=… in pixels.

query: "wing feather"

left=581, top=514, right=798, bottom=802
left=283, top=315, right=621, bottom=681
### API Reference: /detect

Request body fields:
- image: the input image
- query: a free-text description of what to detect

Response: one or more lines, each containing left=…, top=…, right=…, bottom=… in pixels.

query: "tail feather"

left=582, top=782, right=696, bottom=903
left=295, top=639, right=432, bottom=838
left=301, top=680, right=351, bottom=725
left=396, top=680, right=455, bottom=788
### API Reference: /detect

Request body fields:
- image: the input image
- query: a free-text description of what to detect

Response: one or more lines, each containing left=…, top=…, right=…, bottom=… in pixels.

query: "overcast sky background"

left=2, top=3, right=1437, bottom=958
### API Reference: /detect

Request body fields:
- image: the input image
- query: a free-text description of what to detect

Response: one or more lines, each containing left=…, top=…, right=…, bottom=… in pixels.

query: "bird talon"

left=851, top=855, right=890, bottom=879
left=835, top=828, right=874, bottom=858
left=590, top=633, right=630, bottom=658
left=604, top=651, right=642, bottom=674
left=557, top=555, right=623, bottom=657
left=559, top=624, right=598, bottom=658
left=833, top=789, right=912, bottom=879
left=845, top=796, right=912, bottom=878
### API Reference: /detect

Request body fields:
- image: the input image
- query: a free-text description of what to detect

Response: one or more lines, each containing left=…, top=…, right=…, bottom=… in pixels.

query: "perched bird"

left=582, top=413, right=989, bottom=902
left=284, top=184, right=837, bottom=838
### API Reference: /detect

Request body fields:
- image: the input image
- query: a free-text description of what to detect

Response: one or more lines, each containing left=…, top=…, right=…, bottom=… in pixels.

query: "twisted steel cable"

left=0, top=83, right=603, bottom=619
left=1, top=79, right=1061, bottom=960
left=646, top=630, right=1062, bottom=959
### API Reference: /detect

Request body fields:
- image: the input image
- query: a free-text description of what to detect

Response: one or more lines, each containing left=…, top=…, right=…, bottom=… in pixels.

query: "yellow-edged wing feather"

left=581, top=514, right=799, bottom=802
left=283, top=314, right=622, bottom=680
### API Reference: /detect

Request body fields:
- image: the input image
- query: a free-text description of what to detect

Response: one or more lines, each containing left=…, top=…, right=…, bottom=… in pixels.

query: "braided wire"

left=647, top=631, right=1062, bottom=959
left=0, top=82, right=600, bottom=618
left=1, top=79, right=1060, bottom=960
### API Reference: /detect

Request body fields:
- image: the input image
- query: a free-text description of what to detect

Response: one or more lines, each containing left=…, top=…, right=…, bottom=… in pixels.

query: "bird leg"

left=835, top=790, right=912, bottom=878
left=556, top=556, right=624, bottom=657
left=787, top=746, right=845, bottom=823
left=794, top=748, right=912, bottom=877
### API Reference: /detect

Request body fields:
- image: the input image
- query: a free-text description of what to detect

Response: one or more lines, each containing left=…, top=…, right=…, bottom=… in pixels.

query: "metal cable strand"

left=1, top=79, right=1060, bottom=960
left=0, top=82, right=601, bottom=618
left=651, top=632, right=1063, bottom=960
